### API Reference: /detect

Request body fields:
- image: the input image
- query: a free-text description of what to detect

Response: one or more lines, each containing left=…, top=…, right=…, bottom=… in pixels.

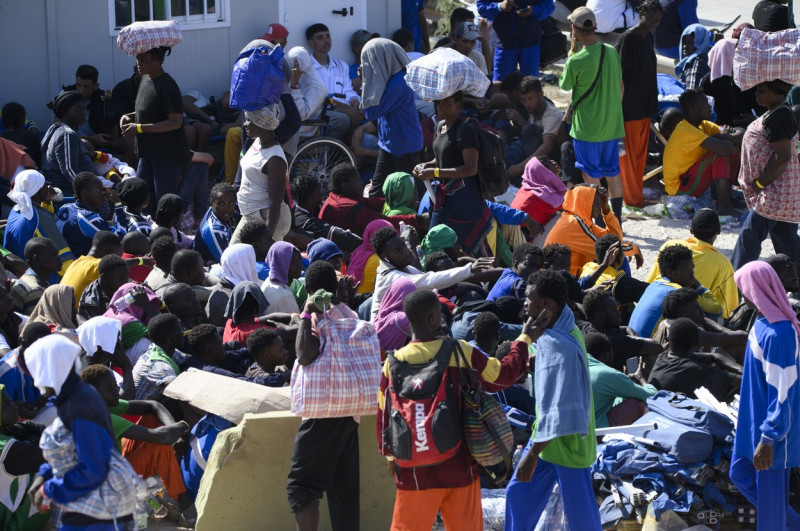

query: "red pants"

left=390, top=479, right=482, bottom=531
left=121, top=413, right=188, bottom=500
left=619, top=118, right=651, bottom=207
left=678, top=151, right=738, bottom=197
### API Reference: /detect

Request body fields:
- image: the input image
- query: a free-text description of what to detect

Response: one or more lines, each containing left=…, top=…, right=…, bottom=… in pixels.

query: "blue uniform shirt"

left=193, top=208, right=233, bottom=264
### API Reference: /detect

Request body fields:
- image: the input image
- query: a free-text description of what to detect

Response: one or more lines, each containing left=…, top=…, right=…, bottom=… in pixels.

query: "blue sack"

left=646, top=391, right=734, bottom=443
left=229, top=45, right=284, bottom=111
left=638, top=412, right=713, bottom=464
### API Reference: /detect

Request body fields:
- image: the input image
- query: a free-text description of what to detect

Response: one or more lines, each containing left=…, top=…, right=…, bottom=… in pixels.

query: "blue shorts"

left=573, top=138, right=620, bottom=178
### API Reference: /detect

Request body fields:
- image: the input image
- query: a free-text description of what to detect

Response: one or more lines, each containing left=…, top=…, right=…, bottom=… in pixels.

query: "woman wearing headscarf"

left=28, top=284, right=77, bottom=334
left=510, top=157, right=567, bottom=227
left=41, top=90, right=98, bottom=193
left=222, top=282, right=272, bottom=344
left=4, top=170, right=74, bottom=277
left=76, top=316, right=134, bottom=399
left=26, top=334, right=139, bottom=528
left=120, top=46, right=192, bottom=209
left=374, top=278, right=416, bottom=353
left=675, top=23, right=713, bottom=90
left=207, top=244, right=260, bottom=327
left=104, top=283, right=161, bottom=364
left=731, top=261, right=800, bottom=530
left=261, top=241, right=302, bottom=313
left=731, top=80, right=800, bottom=270
left=231, top=102, right=292, bottom=243
left=419, top=225, right=458, bottom=261
left=349, top=219, right=394, bottom=293
left=360, top=38, right=423, bottom=198
left=0, top=384, right=50, bottom=531
left=286, top=46, right=328, bottom=140
left=155, top=194, right=194, bottom=249
left=382, top=172, right=417, bottom=216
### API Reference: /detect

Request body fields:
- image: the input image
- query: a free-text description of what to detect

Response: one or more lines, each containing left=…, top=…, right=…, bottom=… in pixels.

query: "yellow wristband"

left=434, top=167, right=440, bottom=178
left=755, top=179, right=765, bottom=189
left=518, top=333, right=533, bottom=345
left=137, top=257, right=144, bottom=266
left=136, top=124, right=143, bottom=134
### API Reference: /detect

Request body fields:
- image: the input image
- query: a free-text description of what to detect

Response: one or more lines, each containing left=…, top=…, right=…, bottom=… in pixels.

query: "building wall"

left=0, top=0, right=400, bottom=132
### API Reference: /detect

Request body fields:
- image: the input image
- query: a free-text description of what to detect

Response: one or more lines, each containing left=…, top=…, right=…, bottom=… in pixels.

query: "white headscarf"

left=244, top=105, right=281, bottom=131
left=25, top=335, right=82, bottom=395
left=360, top=38, right=410, bottom=109
left=8, top=169, right=45, bottom=220
left=221, top=243, right=260, bottom=285
left=77, top=316, right=122, bottom=357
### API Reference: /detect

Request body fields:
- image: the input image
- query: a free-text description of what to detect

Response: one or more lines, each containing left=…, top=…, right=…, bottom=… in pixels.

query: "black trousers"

left=369, top=148, right=419, bottom=198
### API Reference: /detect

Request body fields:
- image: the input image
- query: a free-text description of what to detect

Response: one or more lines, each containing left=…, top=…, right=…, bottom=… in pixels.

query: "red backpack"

left=380, top=340, right=462, bottom=469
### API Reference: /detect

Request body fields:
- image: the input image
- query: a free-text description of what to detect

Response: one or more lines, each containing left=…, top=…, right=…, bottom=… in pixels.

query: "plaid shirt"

left=132, top=344, right=185, bottom=400
left=679, top=54, right=709, bottom=91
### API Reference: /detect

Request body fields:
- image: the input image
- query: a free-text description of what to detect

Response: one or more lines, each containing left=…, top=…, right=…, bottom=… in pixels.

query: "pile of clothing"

left=592, top=391, right=755, bottom=528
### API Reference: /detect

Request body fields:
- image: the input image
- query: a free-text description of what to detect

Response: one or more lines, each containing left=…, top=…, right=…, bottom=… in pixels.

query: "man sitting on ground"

left=163, top=284, right=208, bottom=331
left=648, top=317, right=740, bottom=400
left=290, top=175, right=362, bottom=253
left=662, top=89, right=743, bottom=215
left=579, top=234, right=648, bottom=313
left=487, top=243, right=544, bottom=301
left=11, top=238, right=62, bottom=315
left=78, top=255, right=129, bottom=322
left=646, top=208, right=738, bottom=319
left=194, top=183, right=237, bottom=264
left=629, top=244, right=723, bottom=338
left=154, top=250, right=218, bottom=305
left=132, top=313, right=186, bottom=401
left=245, top=328, right=291, bottom=387
left=62, top=65, right=121, bottom=153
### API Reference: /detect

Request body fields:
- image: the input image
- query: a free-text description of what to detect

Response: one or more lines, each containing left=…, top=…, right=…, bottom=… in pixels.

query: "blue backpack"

left=229, top=45, right=284, bottom=111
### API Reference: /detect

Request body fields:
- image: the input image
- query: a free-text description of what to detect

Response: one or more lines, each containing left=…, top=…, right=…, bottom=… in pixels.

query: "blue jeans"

left=493, top=45, right=541, bottom=82
left=731, top=210, right=800, bottom=270
left=505, top=439, right=601, bottom=530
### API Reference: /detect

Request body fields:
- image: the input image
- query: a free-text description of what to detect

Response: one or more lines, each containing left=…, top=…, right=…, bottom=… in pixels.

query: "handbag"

left=563, top=43, right=606, bottom=125
left=455, top=341, right=514, bottom=484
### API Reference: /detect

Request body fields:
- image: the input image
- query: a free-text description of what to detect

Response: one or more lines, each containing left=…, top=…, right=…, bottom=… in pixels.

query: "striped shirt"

left=10, top=269, right=49, bottom=315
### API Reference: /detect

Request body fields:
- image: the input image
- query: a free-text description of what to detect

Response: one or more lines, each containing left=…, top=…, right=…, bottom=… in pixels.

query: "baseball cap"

left=568, top=7, right=597, bottom=30
left=454, top=21, right=479, bottom=41
left=260, top=23, right=289, bottom=42
left=351, top=29, right=379, bottom=47
left=690, top=208, right=721, bottom=234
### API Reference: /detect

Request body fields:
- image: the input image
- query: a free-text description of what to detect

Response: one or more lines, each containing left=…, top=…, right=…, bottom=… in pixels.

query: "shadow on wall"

left=195, top=412, right=395, bottom=530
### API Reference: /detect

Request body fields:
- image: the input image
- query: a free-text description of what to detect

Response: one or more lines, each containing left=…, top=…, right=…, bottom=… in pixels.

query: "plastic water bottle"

left=618, top=139, right=626, bottom=157
left=511, top=444, right=524, bottom=470
left=113, top=292, right=136, bottom=312
left=398, top=221, right=411, bottom=240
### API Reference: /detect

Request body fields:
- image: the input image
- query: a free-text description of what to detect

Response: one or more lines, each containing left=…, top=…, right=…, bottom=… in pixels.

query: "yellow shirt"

left=663, top=120, right=721, bottom=195
left=60, top=255, right=101, bottom=308
left=356, top=254, right=381, bottom=295
left=645, top=237, right=738, bottom=318
left=579, top=262, right=625, bottom=286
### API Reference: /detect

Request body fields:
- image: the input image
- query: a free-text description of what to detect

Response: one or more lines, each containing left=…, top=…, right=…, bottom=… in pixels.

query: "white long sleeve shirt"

left=311, top=54, right=360, bottom=105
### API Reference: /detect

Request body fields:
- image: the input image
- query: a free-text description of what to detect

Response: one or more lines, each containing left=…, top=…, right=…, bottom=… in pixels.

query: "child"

left=117, top=177, right=153, bottom=236
left=377, top=289, right=532, bottom=530
left=194, top=183, right=237, bottom=264
left=122, top=231, right=152, bottom=283
left=245, top=328, right=290, bottom=387
left=487, top=243, right=543, bottom=301
left=155, top=194, right=194, bottom=250
left=505, top=270, right=601, bottom=530
left=132, top=314, right=186, bottom=401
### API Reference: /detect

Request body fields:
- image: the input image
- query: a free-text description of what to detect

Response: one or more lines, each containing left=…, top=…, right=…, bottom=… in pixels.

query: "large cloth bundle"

left=733, top=27, right=800, bottom=91
left=117, top=20, right=182, bottom=56
left=405, top=47, right=490, bottom=101
left=229, top=44, right=285, bottom=110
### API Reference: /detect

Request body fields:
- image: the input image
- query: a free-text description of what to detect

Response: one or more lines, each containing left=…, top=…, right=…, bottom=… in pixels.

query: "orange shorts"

left=390, top=479, right=482, bottom=531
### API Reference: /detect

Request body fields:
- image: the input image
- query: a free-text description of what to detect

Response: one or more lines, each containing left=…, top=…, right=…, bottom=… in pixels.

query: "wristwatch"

left=208, top=115, right=216, bottom=122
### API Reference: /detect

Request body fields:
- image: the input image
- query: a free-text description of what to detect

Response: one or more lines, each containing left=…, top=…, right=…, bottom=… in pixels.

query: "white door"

left=279, top=0, right=367, bottom=64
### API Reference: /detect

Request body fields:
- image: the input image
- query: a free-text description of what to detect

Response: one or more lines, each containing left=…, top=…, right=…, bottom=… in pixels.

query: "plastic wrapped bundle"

left=733, top=27, right=800, bottom=91
left=404, top=47, right=491, bottom=101
left=117, top=20, right=182, bottom=56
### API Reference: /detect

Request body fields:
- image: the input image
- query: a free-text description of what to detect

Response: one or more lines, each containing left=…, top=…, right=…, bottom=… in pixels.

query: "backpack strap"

left=571, top=43, right=606, bottom=114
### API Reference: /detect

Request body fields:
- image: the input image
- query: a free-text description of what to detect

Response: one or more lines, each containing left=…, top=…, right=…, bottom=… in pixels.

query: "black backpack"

left=453, top=119, right=509, bottom=198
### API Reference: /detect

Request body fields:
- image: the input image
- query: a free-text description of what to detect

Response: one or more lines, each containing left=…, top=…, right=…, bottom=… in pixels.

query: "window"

left=109, top=0, right=229, bottom=34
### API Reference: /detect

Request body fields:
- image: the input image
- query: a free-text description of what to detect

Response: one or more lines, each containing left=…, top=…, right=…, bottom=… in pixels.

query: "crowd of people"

left=0, top=1, right=798, bottom=530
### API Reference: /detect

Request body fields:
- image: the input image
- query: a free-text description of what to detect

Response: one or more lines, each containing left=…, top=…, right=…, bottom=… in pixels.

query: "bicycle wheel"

left=288, top=137, right=356, bottom=196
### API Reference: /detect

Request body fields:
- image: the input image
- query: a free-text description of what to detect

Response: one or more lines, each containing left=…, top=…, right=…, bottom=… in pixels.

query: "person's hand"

left=101, top=89, right=113, bottom=101
left=753, top=442, right=773, bottom=471
left=470, top=257, right=495, bottom=273
left=15, top=401, right=38, bottom=419
left=499, top=0, right=516, bottom=11
left=523, top=217, right=544, bottom=238
left=628, top=357, right=648, bottom=386
left=523, top=308, right=552, bottom=342
left=342, top=275, right=360, bottom=303
left=130, top=285, right=158, bottom=317
left=746, top=178, right=765, bottom=195
left=89, top=133, right=112, bottom=148
left=416, top=212, right=430, bottom=230
left=349, top=97, right=360, bottom=107
left=600, top=241, right=620, bottom=269
left=515, top=447, right=538, bottom=482
left=303, top=299, right=322, bottom=315
left=173, top=436, right=189, bottom=459
left=404, top=226, right=420, bottom=249
left=597, top=187, right=611, bottom=214
left=28, top=476, right=48, bottom=513
left=415, top=168, right=438, bottom=181
left=479, top=18, right=491, bottom=40
left=633, top=248, right=644, bottom=269
left=475, top=98, right=490, bottom=113
left=104, top=188, right=120, bottom=205
left=291, top=59, right=304, bottom=86
left=587, top=279, right=614, bottom=292
left=121, top=123, right=138, bottom=138
left=508, top=162, right=525, bottom=178
left=120, top=113, right=134, bottom=128
left=505, top=109, right=524, bottom=128
left=516, top=6, right=533, bottom=17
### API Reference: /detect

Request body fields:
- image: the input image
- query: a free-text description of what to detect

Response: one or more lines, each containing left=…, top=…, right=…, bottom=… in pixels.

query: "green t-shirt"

left=559, top=42, right=625, bottom=143
left=531, top=327, right=597, bottom=469
left=109, top=399, right=134, bottom=450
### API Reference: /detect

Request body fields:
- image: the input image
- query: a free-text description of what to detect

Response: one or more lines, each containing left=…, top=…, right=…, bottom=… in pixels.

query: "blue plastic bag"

left=229, top=45, right=284, bottom=111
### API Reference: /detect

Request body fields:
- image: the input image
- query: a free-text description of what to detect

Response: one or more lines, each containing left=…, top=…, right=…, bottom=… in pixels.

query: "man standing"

left=504, top=270, right=601, bottom=530
left=478, top=0, right=555, bottom=81
left=559, top=7, right=626, bottom=224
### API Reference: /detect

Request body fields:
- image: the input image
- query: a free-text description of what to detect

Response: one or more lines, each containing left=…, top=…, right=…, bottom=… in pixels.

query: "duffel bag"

left=646, top=391, right=734, bottom=443
left=637, top=412, right=713, bottom=464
